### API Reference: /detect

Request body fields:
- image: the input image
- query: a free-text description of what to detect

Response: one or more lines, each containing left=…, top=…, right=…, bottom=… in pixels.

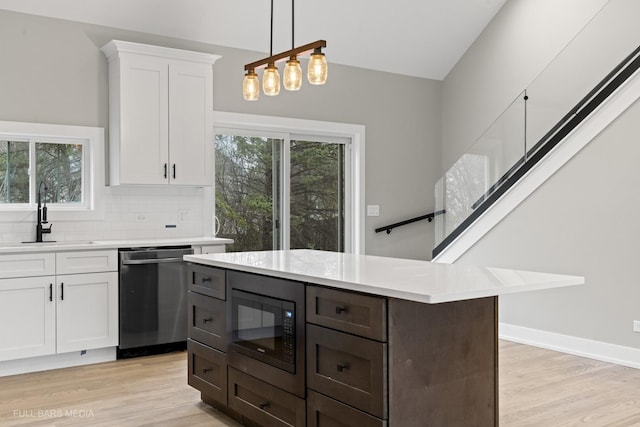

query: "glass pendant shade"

left=263, top=64, right=280, bottom=96
left=242, top=70, right=260, bottom=101
left=283, top=57, right=302, bottom=91
left=308, top=51, right=328, bottom=85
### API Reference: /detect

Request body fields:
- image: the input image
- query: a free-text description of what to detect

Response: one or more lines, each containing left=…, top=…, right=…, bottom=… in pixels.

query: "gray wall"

left=441, top=0, right=609, bottom=171
left=0, top=9, right=441, bottom=260
left=442, top=0, right=640, bottom=349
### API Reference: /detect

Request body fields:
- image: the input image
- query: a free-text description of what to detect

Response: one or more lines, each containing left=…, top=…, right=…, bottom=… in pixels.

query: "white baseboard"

left=499, top=323, right=640, bottom=369
left=0, top=347, right=116, bottom=377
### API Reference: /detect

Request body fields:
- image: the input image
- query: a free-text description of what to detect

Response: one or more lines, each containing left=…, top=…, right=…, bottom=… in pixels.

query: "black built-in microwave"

left=231, top=289, right=296, bottom=373
left=227, top=270, right=305, bottom=397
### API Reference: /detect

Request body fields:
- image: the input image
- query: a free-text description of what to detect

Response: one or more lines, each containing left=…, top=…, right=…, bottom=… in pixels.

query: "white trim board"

left=500, top=323, right=640, bottom=370
left=0, top=347, right=116, bottom=377
left=434, top=65, right=640, bottom=263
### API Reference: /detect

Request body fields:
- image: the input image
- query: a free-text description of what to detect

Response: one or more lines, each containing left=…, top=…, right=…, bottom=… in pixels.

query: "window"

left=213, top=112, right=364, bottom=254
left=0, top=121, right=105, bottom=220
left=0, top=139, right=84, bottom=205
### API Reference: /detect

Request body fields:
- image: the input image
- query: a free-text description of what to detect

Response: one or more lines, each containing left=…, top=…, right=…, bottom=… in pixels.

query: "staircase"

left=432, top=44, right=640, bottom=263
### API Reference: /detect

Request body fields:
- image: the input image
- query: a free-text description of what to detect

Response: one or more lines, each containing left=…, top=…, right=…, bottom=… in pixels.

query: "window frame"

left=212, top=112, right=365, bottom=254
left=0, top=121, right=105, bottom=221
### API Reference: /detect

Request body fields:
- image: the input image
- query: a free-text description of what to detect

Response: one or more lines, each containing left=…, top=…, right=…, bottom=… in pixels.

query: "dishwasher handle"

left=121, top=257, right=184, bottom=265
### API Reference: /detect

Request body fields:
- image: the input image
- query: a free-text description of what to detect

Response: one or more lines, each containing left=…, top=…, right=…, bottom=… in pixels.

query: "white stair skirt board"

left=433, top=65, right=640, bottom=264
left=500, top=323, right=640, bottom=369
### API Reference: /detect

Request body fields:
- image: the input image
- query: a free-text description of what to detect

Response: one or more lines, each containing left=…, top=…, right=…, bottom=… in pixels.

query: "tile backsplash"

left=1, top=185, right=212, bottom=243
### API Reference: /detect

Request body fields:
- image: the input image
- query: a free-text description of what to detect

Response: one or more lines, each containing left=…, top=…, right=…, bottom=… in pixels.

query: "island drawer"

left=307, top=286, right=387, bottom=341
left=188, top=339, right=228, bottom=406
left=307, top=324, right=388, bottom=419
left=307, top=390, right=387, bottom=427
left=188, top=291, right=226, bottom=351
left=228, top=367, right=306, bottom=427
left=187, top=264, right=225, bottom=299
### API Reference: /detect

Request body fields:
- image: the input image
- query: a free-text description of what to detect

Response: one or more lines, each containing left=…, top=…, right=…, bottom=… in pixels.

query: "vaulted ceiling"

left=0, top=0, right=507, bottom=80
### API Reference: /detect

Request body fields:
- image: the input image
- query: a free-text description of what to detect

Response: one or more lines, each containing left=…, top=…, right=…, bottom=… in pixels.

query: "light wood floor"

left=1, top=341, right=640, bottom=426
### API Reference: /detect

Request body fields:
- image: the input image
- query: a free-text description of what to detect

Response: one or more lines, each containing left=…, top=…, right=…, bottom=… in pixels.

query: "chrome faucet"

left=36, top=181, right=52, bottom=242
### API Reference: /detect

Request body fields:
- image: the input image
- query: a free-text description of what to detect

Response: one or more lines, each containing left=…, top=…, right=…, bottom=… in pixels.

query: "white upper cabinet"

left=101, top=40, right=220, bottom=186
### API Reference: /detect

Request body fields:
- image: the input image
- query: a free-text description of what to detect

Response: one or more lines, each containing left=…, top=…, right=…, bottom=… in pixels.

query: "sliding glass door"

left=215, top=130, right=348, bottom=253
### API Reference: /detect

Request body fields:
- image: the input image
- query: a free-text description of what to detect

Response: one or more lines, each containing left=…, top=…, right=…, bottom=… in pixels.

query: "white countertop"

left=0, top=236, right=233, bottom=254
left=184, top=249, right=584, bottom=304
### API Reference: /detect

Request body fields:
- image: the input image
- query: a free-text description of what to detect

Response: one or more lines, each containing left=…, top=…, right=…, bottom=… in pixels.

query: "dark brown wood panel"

left=228, top=367, right=306, bottom=427
left=188, top=263, right=226, bottom=299
left=387, top=296, right=498, bottom=427
left=307, top=286, right=387, bottom=341
left=187, top=339, right=228, bottom=406
left=188, top=291, right=226, bottom=351
left=307, top=324, right=387, bottom=419
left=307, top=390, right=387, bottom=427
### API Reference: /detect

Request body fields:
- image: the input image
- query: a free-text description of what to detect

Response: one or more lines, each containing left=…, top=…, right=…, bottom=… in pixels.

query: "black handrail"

left=376, top=210, right=445, bottom=235
left=433, top=43, right=640, bottom=258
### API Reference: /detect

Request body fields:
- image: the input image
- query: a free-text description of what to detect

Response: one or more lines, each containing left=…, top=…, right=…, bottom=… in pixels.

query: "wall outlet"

left=134, top=213, right=147, bottom=222
left=177, top=209, right=189, bottom=223
left=367, top=205, right=380, bottom=217
left=633, top=320, right=640, bottom=332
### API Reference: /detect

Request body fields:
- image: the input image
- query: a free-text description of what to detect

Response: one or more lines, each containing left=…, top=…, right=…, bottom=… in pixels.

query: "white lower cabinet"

left=0, top=250, right=119, bottom=363
left=0, top=276, right=56, bottom=361
left=56, top=272, right=118, bottom=353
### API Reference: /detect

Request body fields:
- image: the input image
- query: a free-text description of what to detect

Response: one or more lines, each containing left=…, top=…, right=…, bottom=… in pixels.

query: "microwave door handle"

left=120, top=257, right=183, bottom=265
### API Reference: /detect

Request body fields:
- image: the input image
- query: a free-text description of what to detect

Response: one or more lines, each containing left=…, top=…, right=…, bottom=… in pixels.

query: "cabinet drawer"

left=307, top=324, right=387, bottom=419
left=307, top=286, right=387, bottom=341
left=187, top=264, right=225, bottom=299
left=56, top=250, right=118, bottom=274
left=0, top=253, right=55, bottom=279
left=228, top=367, right=305, bottom=427
left=188, top=291, right=226, bottom=351
left=188, top=339, right=227, bottom=406
left=307, top=390, right=387, bottom=427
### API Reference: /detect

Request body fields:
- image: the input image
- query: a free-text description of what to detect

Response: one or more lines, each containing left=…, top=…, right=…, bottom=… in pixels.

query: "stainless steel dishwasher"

left=118, top=246, right=194, bottom=358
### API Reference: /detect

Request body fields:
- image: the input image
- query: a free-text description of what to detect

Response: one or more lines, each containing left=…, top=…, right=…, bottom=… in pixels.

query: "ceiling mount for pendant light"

left=242, top=0, right=328, bottom=101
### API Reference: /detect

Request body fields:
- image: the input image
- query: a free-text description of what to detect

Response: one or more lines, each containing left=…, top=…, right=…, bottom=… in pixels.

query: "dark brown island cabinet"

left=186, top=263, right=499, bottom=426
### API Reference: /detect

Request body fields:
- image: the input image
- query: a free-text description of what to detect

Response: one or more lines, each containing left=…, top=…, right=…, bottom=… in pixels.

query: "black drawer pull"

left=201, top=277, right=212, bottom=283
left=202, top=367, right=212, bottom=373
left=258, top=402, right=270, bottom=410
left=335, top=306, right=347, bottom=314
left=336, top=363, right=349, bottom=372
left=202, top=317, right=213, bottom=323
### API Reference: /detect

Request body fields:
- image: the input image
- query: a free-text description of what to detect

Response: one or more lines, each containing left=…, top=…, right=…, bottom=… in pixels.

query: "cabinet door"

left=228, top=367, right=306, bottom=427
left=188, top=339, right=228, bottom=406
left=0, top=276, right=56, bottom=361
left=118, top=54, right=170, bottom=185
left=168, top=61, right=213, bottom=186
left=307, top=324, right=388, bottom=419
left=56, top=272, right=118, bottom=353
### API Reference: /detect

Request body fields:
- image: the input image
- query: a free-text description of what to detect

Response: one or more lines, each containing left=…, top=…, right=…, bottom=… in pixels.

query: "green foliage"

left=215, top=134, right=345, bottom=252
left=0, top=141, right=82, bottom=204
left=0, top=141, right=30, bottom=203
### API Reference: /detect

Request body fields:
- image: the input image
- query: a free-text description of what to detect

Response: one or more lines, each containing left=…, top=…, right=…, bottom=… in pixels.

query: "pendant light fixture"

left=242, top=0, right=327, bottom=100
left=308, top=48, right=328, bottom=85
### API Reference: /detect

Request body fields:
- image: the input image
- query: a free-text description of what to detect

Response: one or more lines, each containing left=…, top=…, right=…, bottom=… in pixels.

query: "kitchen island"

left=184, top=249, right=583, bottom=426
